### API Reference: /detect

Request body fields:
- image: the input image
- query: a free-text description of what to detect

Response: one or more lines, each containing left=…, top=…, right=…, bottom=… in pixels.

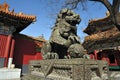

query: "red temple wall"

left=0, top=35, right=8, bottom=57
left=90, top=50, right=120, bottom=66
left=13, top=37, right=43, bottom=66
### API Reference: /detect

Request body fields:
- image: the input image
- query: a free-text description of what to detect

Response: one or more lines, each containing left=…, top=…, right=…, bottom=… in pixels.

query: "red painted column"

left=4, top=35, right=12, bottom=67
left=90, top=54, right=95, bottom=59
left=10, top=39, right=15, bottom=58
left=94, top=50, right=98, bottom=60
left=8, top=39, right=15, bottom=68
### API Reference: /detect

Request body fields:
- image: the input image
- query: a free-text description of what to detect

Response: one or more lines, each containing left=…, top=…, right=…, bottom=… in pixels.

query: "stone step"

left=0, top=68, right=21, bottom=80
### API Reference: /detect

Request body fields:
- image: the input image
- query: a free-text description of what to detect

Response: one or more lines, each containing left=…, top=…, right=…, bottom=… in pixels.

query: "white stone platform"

left=0, top=68, right=21, bottom=80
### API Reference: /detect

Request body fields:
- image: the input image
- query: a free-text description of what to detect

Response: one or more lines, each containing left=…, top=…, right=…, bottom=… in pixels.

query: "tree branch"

left=112, top=0, right=120, bottom=15
left=89, top=0, right=112, bottom=14
left=65, top=0, right=86, bottom=9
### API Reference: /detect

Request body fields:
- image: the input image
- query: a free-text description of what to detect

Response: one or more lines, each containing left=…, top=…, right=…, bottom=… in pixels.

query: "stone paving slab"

left=1, top=78, right=21, bottom=80
left=0, top=68, right=21, bottom=80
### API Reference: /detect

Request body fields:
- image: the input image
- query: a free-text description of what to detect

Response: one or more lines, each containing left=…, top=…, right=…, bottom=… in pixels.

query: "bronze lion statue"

left=41, top=8, right=84, bottom=59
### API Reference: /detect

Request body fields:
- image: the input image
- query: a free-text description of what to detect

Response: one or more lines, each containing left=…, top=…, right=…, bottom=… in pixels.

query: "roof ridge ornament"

left=0, top=2, right=9, bottom=12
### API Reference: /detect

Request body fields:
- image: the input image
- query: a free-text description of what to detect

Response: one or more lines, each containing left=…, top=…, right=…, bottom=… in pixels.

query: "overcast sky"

left=0, top=0, right=109, bottom=42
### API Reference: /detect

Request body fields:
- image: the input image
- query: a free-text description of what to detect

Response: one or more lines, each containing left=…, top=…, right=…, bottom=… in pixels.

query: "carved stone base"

left=27, top=59, right=109, bottom=80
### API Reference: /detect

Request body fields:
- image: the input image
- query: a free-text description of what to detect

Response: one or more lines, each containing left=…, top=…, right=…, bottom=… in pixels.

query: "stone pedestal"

left=28, top=59, right=109, bottom=80
left=0, top=68, right=21, bottom=79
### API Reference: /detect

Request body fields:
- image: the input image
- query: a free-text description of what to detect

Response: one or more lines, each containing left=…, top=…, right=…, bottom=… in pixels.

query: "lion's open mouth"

left=66, top=19, right=80, bottom=26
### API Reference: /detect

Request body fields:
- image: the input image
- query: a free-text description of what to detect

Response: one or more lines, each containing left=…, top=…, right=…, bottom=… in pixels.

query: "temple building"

left=83, top=12, right=120, bottom=70
left=0, top=2, right=45, bottom=73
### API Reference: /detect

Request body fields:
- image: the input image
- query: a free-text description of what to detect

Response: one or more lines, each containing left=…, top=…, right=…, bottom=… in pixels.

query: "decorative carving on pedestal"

left=28, top=59, right=109, bottom=80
